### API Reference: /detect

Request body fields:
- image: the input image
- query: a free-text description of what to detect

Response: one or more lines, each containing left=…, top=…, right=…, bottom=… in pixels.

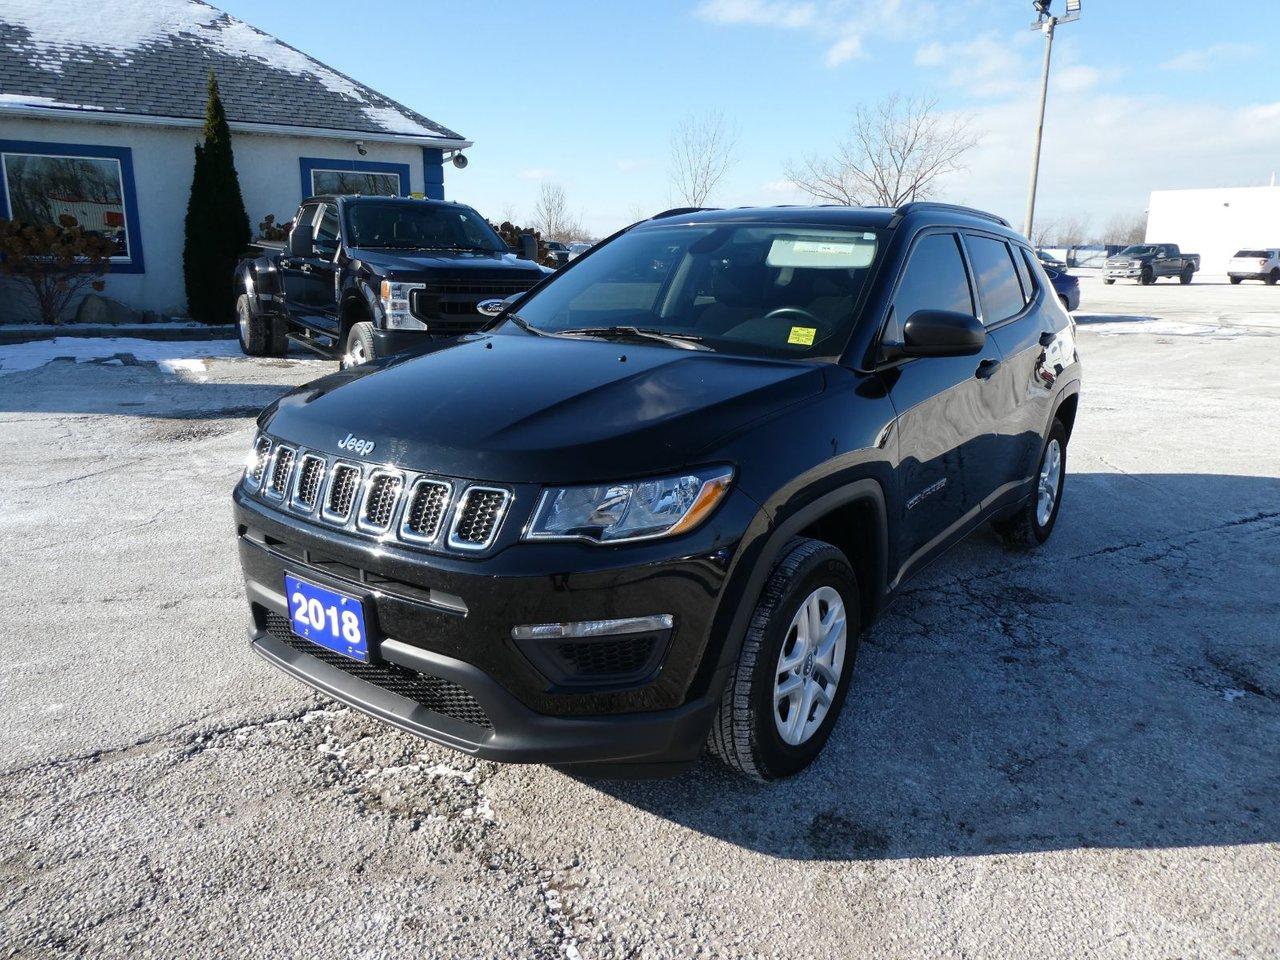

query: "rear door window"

left=887, top=232, right=974, bottom=342
left=965, top=235, right=1026, bottom=325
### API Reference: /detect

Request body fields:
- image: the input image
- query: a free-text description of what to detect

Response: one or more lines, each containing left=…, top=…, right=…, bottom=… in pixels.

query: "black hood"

left=350, top=246, right=549, bottom=280
left=263, top=333, right=825, bottom=483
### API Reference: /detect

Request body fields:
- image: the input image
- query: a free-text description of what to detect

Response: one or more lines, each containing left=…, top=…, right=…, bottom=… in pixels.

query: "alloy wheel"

left=773, top=586, right=847, bottom=746
left=1037, top=438, right=1062, bottom=528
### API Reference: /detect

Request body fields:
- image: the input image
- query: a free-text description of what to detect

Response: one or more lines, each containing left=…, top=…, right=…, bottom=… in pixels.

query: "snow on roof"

left=0, top=0, right=466, bottom=142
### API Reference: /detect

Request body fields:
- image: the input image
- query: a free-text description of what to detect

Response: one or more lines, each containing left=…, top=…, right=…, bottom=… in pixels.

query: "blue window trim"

left=0, top=139, right=145, bottom=275
left=422, top=148, right=444, bottom=201
left=299, top=157, right=411, bottom=200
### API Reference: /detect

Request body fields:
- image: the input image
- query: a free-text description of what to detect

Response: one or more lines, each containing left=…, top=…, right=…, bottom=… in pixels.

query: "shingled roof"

left=0, top=0, right=467, bottom=144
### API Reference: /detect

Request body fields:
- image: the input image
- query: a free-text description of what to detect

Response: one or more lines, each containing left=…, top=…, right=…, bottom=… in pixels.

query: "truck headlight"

left=379, top=280, right=427, bottom=330
left=525, top=467, right=734, bottom=543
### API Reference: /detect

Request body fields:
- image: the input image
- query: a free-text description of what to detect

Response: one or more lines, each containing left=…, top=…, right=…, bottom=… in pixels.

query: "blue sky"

left=215, top=0, right=1280, bottom=237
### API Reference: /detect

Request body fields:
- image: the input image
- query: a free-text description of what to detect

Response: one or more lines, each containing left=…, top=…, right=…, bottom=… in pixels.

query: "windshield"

left=505, top=223, right=883, bottom=359
left=345, top=202, right=505, bottom=252
left=1118, top=245, right=1156, bottom=256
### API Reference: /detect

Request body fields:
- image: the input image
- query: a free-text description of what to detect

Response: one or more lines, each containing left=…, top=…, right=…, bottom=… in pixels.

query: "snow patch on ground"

left=0, top=337, right=314, bottom=377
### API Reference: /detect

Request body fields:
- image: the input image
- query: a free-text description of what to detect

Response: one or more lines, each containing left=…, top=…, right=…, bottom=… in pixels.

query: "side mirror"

left=288, top=225, right=313, bottom=258
left=901, top=309, right=986, bottom=358
left=517, top=233, right=538, bottom=261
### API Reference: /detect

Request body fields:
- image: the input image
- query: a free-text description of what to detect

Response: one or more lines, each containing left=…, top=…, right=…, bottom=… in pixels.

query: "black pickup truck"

left=235, top=195, right=552, bottom=364
left=1103, top=243, right=1200, bottom=285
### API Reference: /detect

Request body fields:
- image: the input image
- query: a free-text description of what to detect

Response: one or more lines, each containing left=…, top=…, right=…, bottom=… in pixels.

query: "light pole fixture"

left=1024, top=0, right=1082, bottom=239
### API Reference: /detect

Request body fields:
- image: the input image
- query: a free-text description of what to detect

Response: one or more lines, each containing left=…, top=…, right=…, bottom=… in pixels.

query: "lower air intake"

left=262, top=611, right=491, bottom=728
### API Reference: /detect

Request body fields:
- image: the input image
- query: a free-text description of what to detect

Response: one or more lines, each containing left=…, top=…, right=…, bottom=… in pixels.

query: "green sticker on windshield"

left=788, top=326, right=816, bottom=346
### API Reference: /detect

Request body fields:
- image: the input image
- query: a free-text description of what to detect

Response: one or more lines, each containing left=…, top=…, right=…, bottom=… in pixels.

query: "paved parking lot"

left=1, top=276, right=1277, bottom=959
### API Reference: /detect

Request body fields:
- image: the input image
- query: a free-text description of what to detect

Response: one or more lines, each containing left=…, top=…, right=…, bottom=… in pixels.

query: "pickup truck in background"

left=234, top=195, right=552, bottom=365
left=1103, top=244, right=1200, bottom=285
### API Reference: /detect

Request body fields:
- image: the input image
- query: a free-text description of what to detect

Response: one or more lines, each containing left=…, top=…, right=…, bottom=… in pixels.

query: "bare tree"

left=1053, top=214, right=1092, bottom=247
left=668, top=111, right=738, bottom=207
left=1030, top=217, right=1058, bottom=249
left=786, top=94, right=979, bottom=207
left=1103, top=211, right=1147, bottom=245
left=531, top=182, right=587, bottom=243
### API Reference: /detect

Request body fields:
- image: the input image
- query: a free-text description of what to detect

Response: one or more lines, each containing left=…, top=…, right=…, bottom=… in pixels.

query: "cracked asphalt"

left=1, top=277, right=1277, bottom=959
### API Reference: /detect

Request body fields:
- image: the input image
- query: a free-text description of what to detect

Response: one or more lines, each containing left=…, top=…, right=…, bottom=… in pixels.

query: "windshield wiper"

left=554, top=326, right=708, bottom=350
left=503, top=313, right=549, bottom=337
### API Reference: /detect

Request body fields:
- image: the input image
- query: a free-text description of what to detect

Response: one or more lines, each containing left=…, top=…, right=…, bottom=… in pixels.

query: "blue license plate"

left=284, top=574, right=370, bottom=663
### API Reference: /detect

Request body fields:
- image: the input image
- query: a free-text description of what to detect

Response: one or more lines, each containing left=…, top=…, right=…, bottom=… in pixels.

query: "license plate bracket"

left=284, top=574, right=370, bottom=663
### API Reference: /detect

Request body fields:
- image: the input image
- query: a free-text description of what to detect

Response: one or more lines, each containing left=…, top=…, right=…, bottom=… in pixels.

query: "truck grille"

left=266, top=446, right=295, bottom=499
left=324, top=463, right=362, bottom=521
left=261, top=611, right=491, bottom=729
left=410, top=279, right=537, bottom=337
left=291, top=455, right=326, bottom=511
left=449, top=487, right=510, bottom=550
left=359, top=472, right=404, bottom=532
left=401, top=479, right=452, bottom=543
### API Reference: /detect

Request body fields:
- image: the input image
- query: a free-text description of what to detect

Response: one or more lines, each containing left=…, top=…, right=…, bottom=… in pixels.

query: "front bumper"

left=234, top=486, right=753, bottom=769
left=1103, top=266, right=1143, bottom=279
left=370, top=326, right=432, bottom=359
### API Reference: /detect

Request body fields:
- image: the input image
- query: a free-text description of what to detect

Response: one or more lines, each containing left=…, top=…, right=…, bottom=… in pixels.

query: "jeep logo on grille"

left=476, top=298, right=506, bottom=317
left=337, top=432, right=376, bottom=457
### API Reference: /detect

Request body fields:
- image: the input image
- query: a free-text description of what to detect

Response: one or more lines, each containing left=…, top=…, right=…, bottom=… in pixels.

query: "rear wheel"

left=1268, top=269, right=1279, bottom=286
left=1103, top=278, right=1115, bottom=285
left=236, top=294, right=286, bottom=357
left=994, top=418, right=1068, bottom=548
left=1180, top=266, right=1194, bottom=285
left=341, top=321, right=377, bottom=368
left=709, top=538, right=860, bottom=782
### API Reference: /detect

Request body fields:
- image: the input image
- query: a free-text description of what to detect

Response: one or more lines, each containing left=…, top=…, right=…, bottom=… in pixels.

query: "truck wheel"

left=239, top=295, right=289, bottom=357
left=708, top=537, right=860, bottom=782
left=342, top=321, right=377, bottom=368
left=1103, top=278, right=1115, bottom=285
left=994, top=418, right=1068, bottom=548
left=1179, top=266, right=1194, bottom=285
left=1230, top=276, right=1243, bottom=285
left=1140, top=267, right=1154, bottom=285
left=1268, top=269, right=1279, bottom=286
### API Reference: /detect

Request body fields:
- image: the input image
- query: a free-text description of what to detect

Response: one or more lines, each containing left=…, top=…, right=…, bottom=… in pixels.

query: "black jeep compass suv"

left=234, top=202, right=1081, bottom=781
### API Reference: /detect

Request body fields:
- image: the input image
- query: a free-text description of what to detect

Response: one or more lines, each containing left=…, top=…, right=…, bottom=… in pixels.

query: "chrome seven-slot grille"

left=243, top=436, right=510, bottom=552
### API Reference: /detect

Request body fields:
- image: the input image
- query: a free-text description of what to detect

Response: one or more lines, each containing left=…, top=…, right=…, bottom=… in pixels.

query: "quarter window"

left=1013, top=246, right=1036, bottom=301
left=966, top=235, right=1026, bottom=325
left=888, top=232, right=974, bottom=342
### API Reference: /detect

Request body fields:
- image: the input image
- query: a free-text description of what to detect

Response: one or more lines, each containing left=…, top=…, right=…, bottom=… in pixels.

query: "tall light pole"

left=1024, top=0, right=1081, bottom=239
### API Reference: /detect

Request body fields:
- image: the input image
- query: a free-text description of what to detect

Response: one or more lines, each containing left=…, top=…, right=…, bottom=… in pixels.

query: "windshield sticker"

left=767, top=236, right=876, bottom=269
left=788, top=326, right=817, bottom=346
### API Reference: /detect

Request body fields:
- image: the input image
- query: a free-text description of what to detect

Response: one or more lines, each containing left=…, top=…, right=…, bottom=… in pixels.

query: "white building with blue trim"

left=0, top=0, right=471, bottom=320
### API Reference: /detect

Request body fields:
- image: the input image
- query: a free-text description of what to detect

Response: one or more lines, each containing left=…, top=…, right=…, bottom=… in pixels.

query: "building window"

left=298, top=157, right=410, bottom=200
left=0, top=140, right=144, bottom=274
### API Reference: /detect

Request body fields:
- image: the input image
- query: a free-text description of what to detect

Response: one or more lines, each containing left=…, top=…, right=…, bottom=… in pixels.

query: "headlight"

left=379, top=280, right=427, bottom=330
left=525, top=467, right=734, bottom=543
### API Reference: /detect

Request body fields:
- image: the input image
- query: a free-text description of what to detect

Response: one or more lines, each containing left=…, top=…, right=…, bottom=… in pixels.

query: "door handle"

left=976, top=358, right=1001, bottom=380
left=300, top=263, right=313, bottom=274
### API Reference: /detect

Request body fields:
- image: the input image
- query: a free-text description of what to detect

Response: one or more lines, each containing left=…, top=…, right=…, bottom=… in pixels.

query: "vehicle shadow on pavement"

left=1071, top=314, right=1158, bottom=326
left=577, top=472, right=1280, bottom=862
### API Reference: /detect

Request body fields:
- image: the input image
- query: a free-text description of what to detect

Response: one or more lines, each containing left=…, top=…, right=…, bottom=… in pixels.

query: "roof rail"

left=890, top=202, right=1011, bottom=229
left=648, top=207, right=720, bottom=220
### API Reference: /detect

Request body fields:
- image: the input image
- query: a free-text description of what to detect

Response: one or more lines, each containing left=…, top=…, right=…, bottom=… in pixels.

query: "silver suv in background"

left=1228, top=249, right=1280, bottom=285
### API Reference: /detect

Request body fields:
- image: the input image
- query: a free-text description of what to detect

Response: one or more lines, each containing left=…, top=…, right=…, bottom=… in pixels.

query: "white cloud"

left=694, top=0, right=817, bottom=29
left=516, top=168, right=554, bottom=181
left=914, top=33, right=1030, bottom=98
left=616, top=158, right=652, bottom=173
left=1161, top=42, right=1257, bottom=72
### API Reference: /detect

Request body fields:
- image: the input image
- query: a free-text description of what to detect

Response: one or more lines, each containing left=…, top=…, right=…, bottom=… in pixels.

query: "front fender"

left=238, top=255, right=283, bottom=315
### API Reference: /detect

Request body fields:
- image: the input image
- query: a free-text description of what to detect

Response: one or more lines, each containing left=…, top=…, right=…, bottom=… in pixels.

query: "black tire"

left=1140, top=267, right=1154, bottom=285
left=1230, top=276, right=1243, bottom=285
left=1103, top=278, right=1115, bottom=285
left=236, top=294, right=286, bottom=357
left=708, top=537, right=860, bottom=782
left=1267, top=269, right=1279, bottom=286
left=1179, top=266, right=1193, bottom=285
left=341, top=321, right=377, bottom=368
left=994, top=418, right=1068, bottom=548
left=1059, top=294, right=1071, bottom=313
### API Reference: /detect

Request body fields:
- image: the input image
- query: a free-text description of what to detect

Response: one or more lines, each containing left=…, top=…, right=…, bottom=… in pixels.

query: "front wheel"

left=708, top=538, right=860, bottom=782
left=994, top=418, right=1068, bottom=548
left=1180, top=266, right=1194, bottom=285
left=341, top=321, right=377, bottom=368
left=236, top=294, right=286, bottom=357
left=1268, top=269, right=1279, bottom=286
left=1230, top=276, right=1243, bottom=285
left=1103, top=278, right=1115, bottom=285
left=1140, top=267, right=1154, bottom=285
